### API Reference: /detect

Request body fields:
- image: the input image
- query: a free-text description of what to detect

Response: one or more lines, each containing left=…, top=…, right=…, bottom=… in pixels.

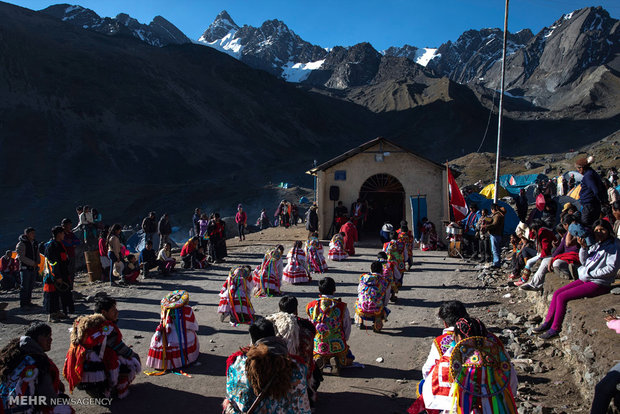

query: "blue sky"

left=8, top=0, right=620, bottom=49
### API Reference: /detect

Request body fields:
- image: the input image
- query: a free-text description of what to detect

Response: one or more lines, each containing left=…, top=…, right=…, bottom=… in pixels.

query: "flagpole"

left=493, top=0, right=509, bottom=203
left=446, top=161, right=451, bottom=222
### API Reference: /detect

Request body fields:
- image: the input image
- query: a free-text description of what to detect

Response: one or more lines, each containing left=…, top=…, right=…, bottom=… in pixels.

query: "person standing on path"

left=107, top=224, right=123, bottom=286
left=340, top=218, right=358, bottom=256
left=61, top=218, right=80, bottom=292
left=158, top=213, right=172, bottom=250
left=486, top=204, right=506, bottom=268
left=192, top=208, right=201, bottom=237
left=44, top=226, right=71, bottom=320
left=305, top=204, right=318, bottom=238
left=577, top=157, right=605, bottom=226
left=141, top=211, right=157, bottom=243
left=235, top=204, right=247, bottom=241
left=16, top=227, right=40, bottom=308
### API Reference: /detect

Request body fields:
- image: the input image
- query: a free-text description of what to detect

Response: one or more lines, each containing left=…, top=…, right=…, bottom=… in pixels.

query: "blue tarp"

left=466, top=193, right=519, bottom=235
left=409, top=196, right=427, bottom=240
left=500, top=174, right=548, bottom=196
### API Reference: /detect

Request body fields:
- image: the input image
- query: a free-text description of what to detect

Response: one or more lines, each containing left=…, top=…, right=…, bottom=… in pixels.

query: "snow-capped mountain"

left=383, top=45, right=439, bottom=67
left=41, top=4, right=190, bottom=47
left=198, top=11, right=327, bottom=81
left=479, top=7, right=620, bottom=109
left=425, top=28, right=534, bottom=84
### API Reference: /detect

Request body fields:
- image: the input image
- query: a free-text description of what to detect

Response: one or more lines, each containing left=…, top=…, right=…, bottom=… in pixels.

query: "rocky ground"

left=0, top=226, right=616, bottom=413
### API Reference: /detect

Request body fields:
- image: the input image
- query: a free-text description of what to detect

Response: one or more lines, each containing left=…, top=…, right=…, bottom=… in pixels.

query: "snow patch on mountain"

left=199, top=30, right=244, bottom=58
left=415, top=48, right=438, bottom=66
left=282, top=60, right=325, bottom=82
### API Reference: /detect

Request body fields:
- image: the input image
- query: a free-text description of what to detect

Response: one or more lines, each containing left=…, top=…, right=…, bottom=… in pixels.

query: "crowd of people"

left=1, top=156, right=618, bottom=413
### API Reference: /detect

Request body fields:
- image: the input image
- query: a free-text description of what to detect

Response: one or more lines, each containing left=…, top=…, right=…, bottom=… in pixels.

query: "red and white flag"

left=448, top=169, right=468, bottom=221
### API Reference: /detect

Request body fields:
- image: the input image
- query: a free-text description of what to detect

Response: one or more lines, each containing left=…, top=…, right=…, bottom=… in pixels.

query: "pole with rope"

left=493, top=0, right=509, bottom=203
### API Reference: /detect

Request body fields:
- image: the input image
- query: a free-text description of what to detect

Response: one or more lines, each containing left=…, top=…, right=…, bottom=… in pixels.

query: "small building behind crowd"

left=307, top=137, right=449, bottom=239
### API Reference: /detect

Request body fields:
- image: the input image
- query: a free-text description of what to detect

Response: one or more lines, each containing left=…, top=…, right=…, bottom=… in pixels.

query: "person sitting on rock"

left=139, top=240, right=161, bottom=278
left=533, top=219, right=620, bottom=339
left=306, top=277, right=353, bottom=375
left=354, top=261, right=390, bottom=332
left=157, top=242, right=177, bottom=274
left=252, top=245, right=285, bottom=297
left=514, top=219, right=555, bottom=287
left=218, top=265, right=255, bottom=325
left=0, top=250, right=19, bottom=290
left=180, top=237, right=200, bottom=269
left=122, top=254, right=140, bottom=284
left=222, top=317, right=311, bottom=413
left=520, top=214, right=581, bottom=291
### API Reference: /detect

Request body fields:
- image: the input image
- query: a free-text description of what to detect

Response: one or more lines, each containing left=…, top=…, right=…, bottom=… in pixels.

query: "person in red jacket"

left=0, top=250, right=19, bottom=290
left=180, top=237, right=200, bottom=269
left=514, top=220, right=555, bottom=287
left=339, top=219, right=358, bottom=256
left=235, top=204, right=247, bottom=242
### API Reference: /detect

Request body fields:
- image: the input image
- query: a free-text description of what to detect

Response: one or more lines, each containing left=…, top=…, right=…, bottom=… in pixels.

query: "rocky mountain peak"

left=40, top=3, right=190, bottom=47
left=200, top=10, right=239, bottom=43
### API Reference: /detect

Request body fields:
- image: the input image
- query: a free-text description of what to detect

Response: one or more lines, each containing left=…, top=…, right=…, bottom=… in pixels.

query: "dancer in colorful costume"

left=420, top=217, right=438, bottom=251
left=409, top=317, right=517, bottom=414
left=63, top=296, right=141, bottom=399
left=377, top=251, right=396, bottom=303
left=383, top=233, right=405, bottom=291
left=306, top=277, right=353, bottom=375
left=328, top=233, right=348, bottom=261
left=283, top=241, right=311, bottom=284
left=146, top=290, right=200, bottom=372
left=218, top=266, right=255, bottom=325
left=252, top=245, right=284, bottom=297
left=397, top=221, right=414, bottom=270
left=354, top=261, right=390, bottom=332
left=305, top=233, right=328, bottom=274
left=0, top=323, right=73, bottom=414
left=222, top=318, right=311, bottom=414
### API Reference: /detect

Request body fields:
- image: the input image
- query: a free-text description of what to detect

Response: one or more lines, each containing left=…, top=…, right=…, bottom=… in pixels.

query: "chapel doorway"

left=358, top=173, right=405, bottom=233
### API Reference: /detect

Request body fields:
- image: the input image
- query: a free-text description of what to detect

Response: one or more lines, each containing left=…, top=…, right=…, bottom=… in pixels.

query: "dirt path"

left=0, top=226, right=584, bottom=413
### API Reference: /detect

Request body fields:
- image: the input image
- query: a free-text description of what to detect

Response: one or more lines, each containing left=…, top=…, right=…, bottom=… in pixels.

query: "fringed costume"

left=252, top=248, right=284, bottom=297
left=146, top=290, right=200, bottom=372
left=63, top=314, right=140, bottom=399
left=354, top=272, right=390, bottom=331
left=218, top=266, right=255, bottom=325
left=383, top=240, right=404, bottom=289
left=328, top=234, right=348, bottom=261
left=306, top=296, right=352, bottom=370
left=305, top=238, right=328, bottom=274
left=283, top=247, right=311, bottom=284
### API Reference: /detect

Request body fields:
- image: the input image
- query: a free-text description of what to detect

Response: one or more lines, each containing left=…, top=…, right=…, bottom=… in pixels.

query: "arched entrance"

left=358, top=173, right=405, bottom=233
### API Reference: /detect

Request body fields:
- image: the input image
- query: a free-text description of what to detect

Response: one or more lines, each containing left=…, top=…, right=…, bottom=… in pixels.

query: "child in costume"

left=383, top=233, right=405, bottom=292
left=305, top=233, right=328, bottom=274
left=306, top=277, right=353, bottom=376
left=354, top=261, right=390, bottom=332
left=252, top=245, right=285, bottom=297
left=146, top=290, right=200, bottom=371
left=283, top=241, right=311, bottom=284
left=377, top=251, right=396, bottom=303
left=420, top=217, right=438, bottom=251
left=218, top=266, right=255, bottom=325
left=397, top=221, right=414, bottom=270
left=328, top=232, right=348, bottom=261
